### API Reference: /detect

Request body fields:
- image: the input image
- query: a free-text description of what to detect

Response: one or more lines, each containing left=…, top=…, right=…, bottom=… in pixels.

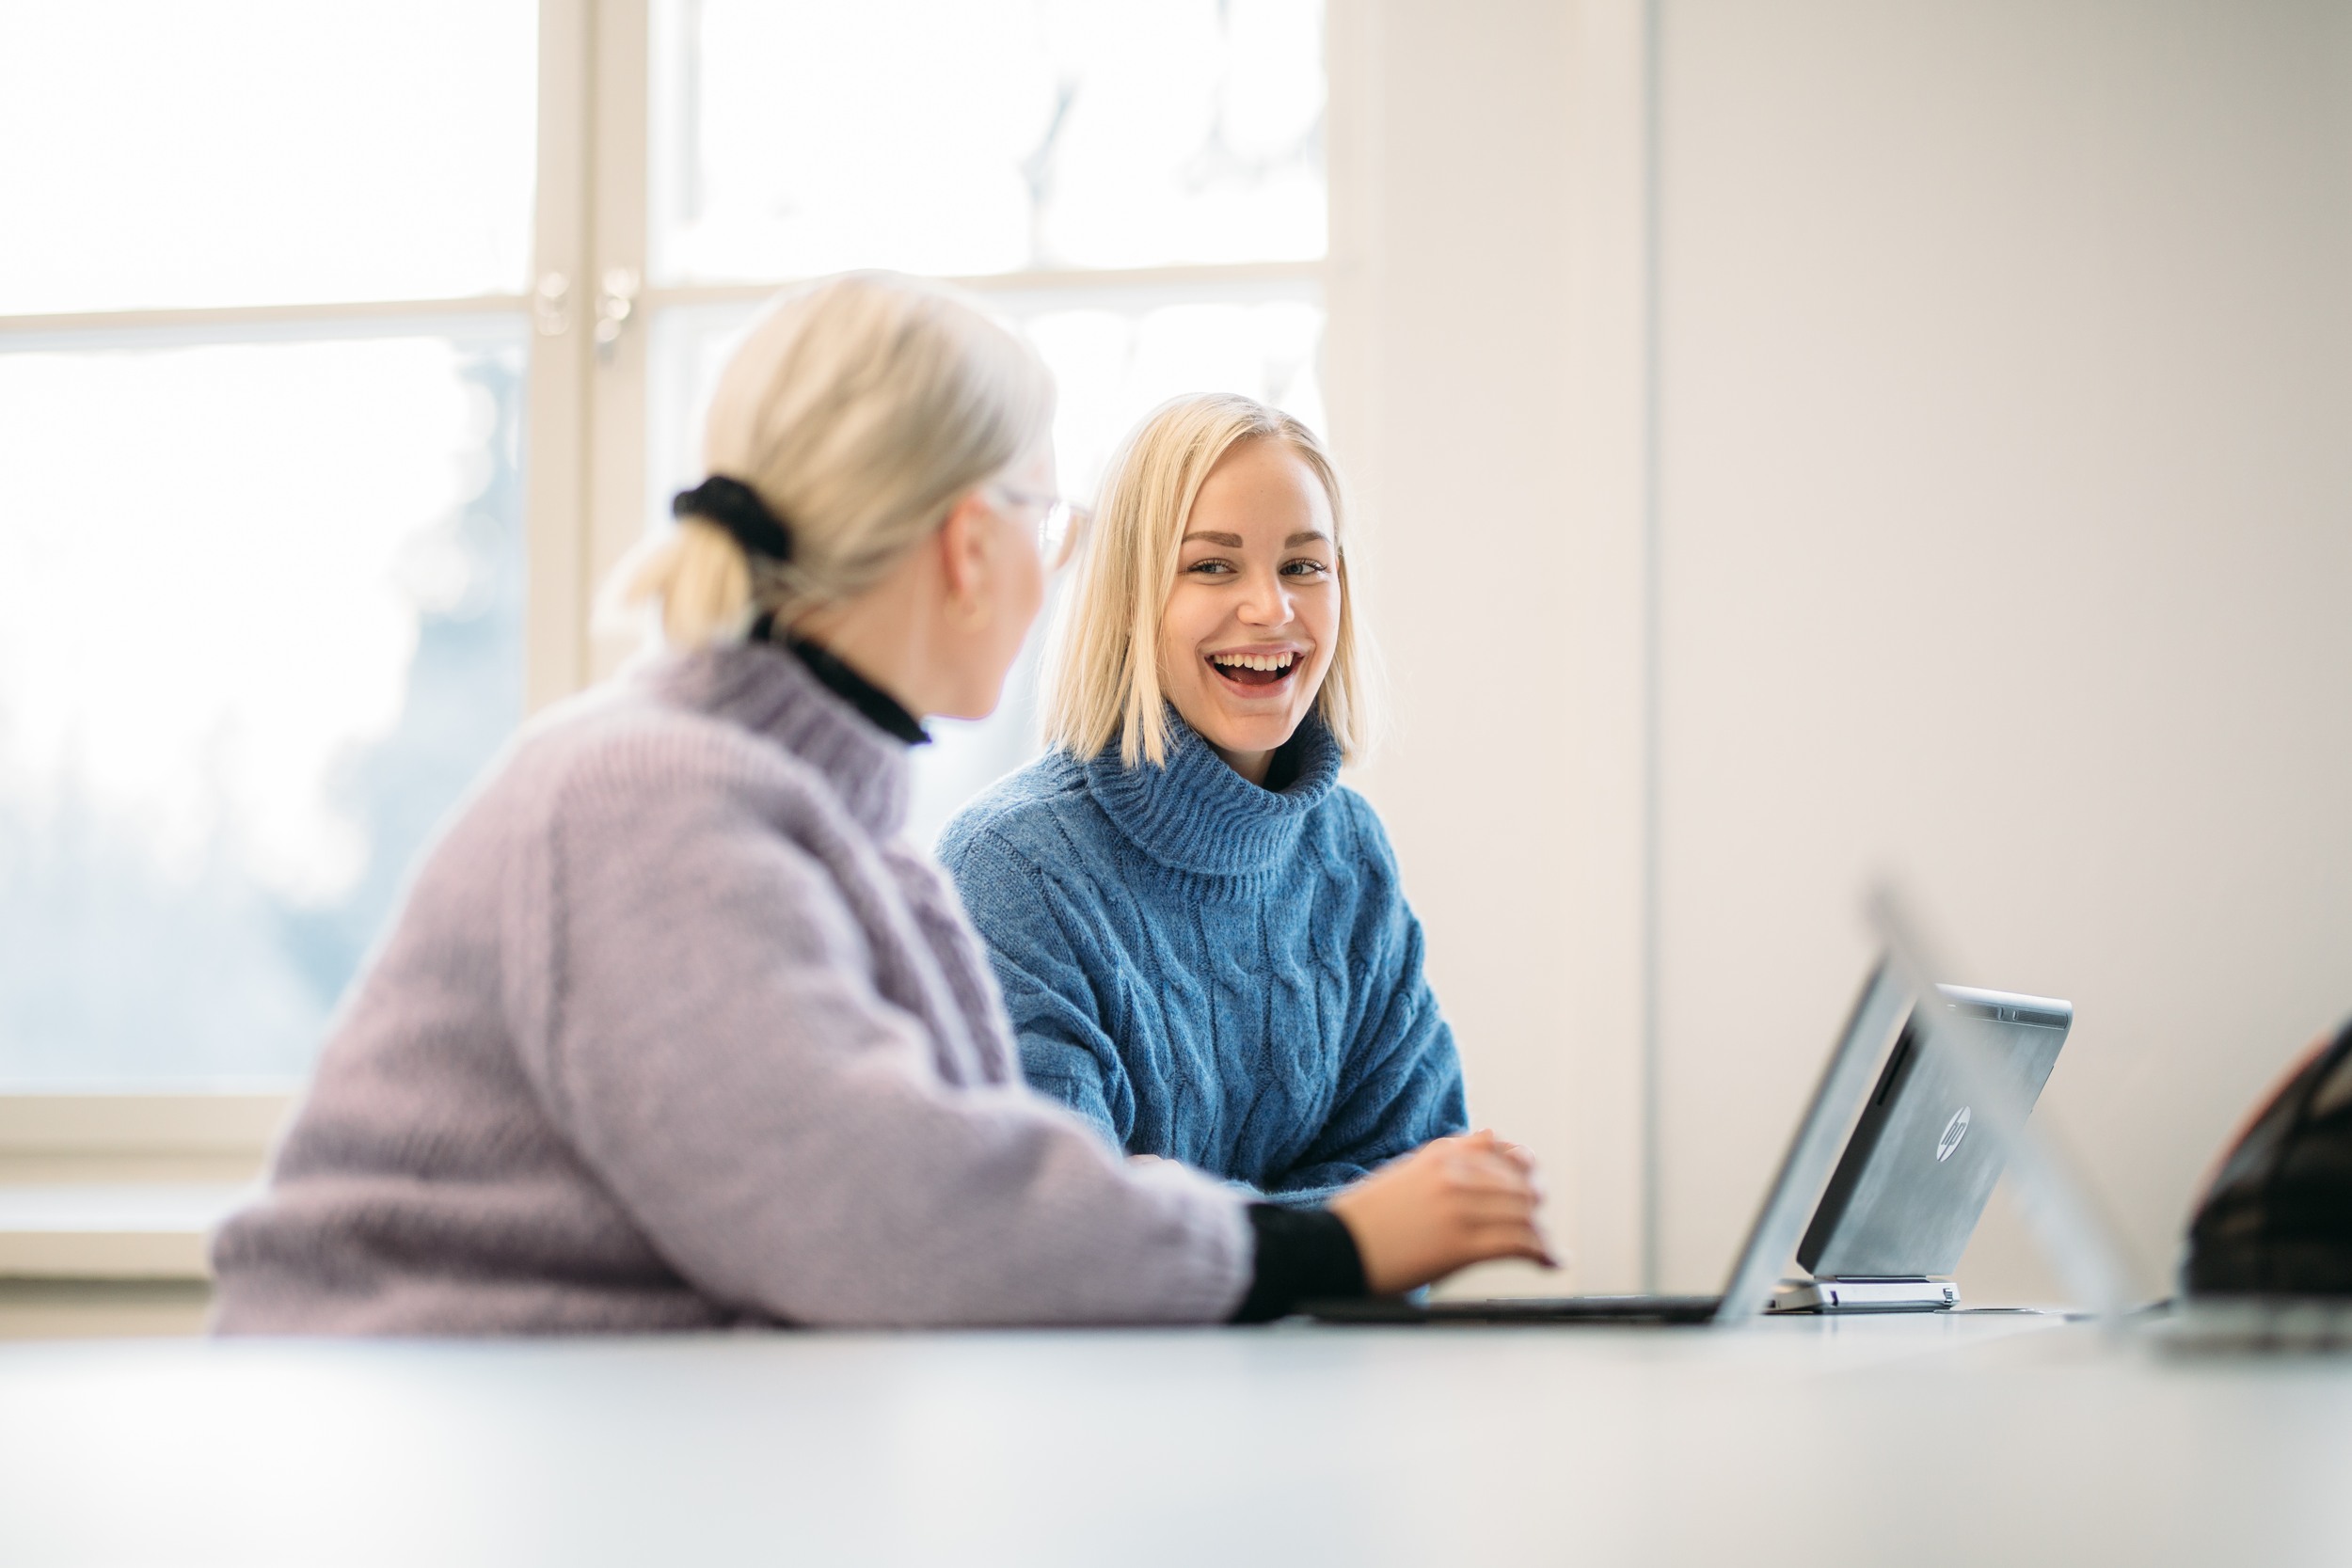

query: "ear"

left=935, top=489, right=995, bottom=626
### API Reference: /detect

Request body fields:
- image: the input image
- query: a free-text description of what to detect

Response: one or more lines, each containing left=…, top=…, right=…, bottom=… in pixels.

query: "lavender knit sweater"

left=210, top=643, right=1252, bottom=1334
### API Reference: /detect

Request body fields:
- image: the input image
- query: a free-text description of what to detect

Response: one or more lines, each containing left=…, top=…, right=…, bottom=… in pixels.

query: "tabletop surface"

left=3, top=1310, right=2347, bottom=1567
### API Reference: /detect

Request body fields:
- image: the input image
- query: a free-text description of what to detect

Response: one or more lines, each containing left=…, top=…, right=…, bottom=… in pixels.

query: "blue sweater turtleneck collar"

left=1083, top=710, right=1343, bottom=877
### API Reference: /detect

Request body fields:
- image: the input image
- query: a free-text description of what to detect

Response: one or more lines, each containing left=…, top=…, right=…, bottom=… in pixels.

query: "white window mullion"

left=526, top=0, right=598, bottom=712
left=584, top=0, right=656, bottom=688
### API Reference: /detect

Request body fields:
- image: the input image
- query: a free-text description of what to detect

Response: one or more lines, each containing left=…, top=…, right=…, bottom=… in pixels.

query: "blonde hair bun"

left=611, top=271, right=1054, bottom=648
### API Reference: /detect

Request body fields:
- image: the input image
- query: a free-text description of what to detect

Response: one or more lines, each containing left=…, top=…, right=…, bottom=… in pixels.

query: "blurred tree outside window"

left=0, top=3, right=537, bottom=1085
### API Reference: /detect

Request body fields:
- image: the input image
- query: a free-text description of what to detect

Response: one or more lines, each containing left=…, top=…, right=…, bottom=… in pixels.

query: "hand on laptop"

left=1327, top=1130, right=1555, bottom=1294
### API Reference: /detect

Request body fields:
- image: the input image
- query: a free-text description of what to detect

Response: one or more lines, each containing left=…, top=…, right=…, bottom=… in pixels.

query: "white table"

left=2, top=1312, right=2345, bottom=1566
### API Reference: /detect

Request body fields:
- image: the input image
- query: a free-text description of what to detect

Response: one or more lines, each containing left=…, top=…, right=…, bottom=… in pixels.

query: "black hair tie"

left=672, top=474, right=794, bottom=562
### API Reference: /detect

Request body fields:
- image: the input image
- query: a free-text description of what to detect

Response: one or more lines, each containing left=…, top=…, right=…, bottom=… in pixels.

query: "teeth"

left=1212, top=651, right=1295, bottom=672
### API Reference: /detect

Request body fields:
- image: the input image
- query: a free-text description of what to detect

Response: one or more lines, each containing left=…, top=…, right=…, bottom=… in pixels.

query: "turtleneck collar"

left=783, top=635, right=930, bottom=746
left=744, top=610, right=931, bottom=746
left=652, top=640, right=913, bottom=838
left=1083, top=708, right=1343, bottom=876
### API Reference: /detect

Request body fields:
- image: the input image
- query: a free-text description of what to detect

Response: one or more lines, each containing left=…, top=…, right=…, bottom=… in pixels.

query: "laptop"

left=1777, top=984, right=2071, bottom=1309
left=1308, top=962, right=2071, bottom=1326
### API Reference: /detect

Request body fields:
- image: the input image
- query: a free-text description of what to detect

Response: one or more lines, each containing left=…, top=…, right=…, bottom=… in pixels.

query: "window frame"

left=0, top=0, right=1349, bottom=1185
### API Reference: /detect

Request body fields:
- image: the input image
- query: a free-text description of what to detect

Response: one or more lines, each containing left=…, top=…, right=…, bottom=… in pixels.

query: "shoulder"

left=938, top=753, right=1136, bottom=951
left=937, top=751, right=1093, bottom=874
left=497, top=681, right=844, bottom=851
left=1294, top=785, right=1413, bottom=948
left=1317, top=784, right=1405, bottom=879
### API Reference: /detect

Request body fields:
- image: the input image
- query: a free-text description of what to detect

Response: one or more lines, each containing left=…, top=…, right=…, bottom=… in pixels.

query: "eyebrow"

left=1181, top=530, right=1333, bottom=548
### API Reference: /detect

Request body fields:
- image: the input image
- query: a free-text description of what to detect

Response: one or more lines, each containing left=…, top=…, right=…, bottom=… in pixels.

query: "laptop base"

left=1303, top=1294, right=1725, bottom=1327
left=1304, top=1277, right=1958, bottom=1326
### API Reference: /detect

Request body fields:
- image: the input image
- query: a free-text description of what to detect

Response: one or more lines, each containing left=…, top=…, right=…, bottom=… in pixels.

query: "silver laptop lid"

left=1797, top=986, right=2071, bottom=1279
left=1709, top=893, right=2137, bottom=1326
left=1867, top=891, right=2138, bottom=1320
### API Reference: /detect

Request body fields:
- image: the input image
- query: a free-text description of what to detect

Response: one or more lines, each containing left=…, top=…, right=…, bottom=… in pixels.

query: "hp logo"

left=1936, top=1106, right=1972, bottom=1163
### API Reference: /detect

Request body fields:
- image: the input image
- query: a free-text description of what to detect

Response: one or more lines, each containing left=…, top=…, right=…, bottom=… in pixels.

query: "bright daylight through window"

left=0, top=3, right=537, bottom=1085
left=0, top=0, right=1327, bottom=1087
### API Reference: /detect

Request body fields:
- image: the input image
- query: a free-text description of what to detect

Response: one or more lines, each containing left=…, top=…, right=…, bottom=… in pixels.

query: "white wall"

left=1339, top=0, right=2352, bottom=1300
left=1651, top=0, right=2352, bottom=1299
left=1327, top=0, right=1605, bottom=1295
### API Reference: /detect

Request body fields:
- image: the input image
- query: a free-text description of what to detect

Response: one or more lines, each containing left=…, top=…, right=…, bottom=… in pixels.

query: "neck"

left=1210, top=744, right=1277, bottom=788
left=789, top=592, right=934, bottom=722
left=771, top=629, right=930, bottom=746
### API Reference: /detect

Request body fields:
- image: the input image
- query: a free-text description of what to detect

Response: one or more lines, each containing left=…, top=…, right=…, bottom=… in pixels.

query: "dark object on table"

left=2185, top=1015, right=2352, bottom=1297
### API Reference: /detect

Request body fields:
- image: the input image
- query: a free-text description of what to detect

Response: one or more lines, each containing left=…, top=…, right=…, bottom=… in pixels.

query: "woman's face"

left=1155, top=437, right=1340, bottom=781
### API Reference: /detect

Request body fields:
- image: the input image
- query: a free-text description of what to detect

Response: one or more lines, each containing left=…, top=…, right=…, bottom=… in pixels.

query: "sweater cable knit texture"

left=939, top=713, right=1469, bottom=1207
left=210, top=644, right=1252, bottom=1334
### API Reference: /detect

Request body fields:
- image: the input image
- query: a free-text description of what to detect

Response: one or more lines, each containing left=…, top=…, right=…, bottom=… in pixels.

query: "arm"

left=939, top=827, right=1136, bottom=1150
left=504, top=752, right=1248, bottom=1328
left=1259, top=808, right=1470, bottom=1204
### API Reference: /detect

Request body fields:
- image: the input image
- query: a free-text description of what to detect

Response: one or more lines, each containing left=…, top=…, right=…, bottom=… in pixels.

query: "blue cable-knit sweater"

left=938, top=714, right=1468, bottom=1206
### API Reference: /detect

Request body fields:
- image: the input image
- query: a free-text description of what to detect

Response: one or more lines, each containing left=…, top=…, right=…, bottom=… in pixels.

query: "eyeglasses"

left=987, top=484, right=1091, bottom=572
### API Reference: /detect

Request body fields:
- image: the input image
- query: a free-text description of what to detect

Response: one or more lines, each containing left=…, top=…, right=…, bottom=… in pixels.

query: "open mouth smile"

left=1206, top=648, right=1303, bottom=693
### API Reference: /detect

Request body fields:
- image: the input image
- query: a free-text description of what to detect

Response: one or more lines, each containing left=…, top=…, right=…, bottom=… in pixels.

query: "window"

left=0, top=1, right=1328, bottom=1094
left=636, top=0, right=1330, bottom=842
left=0, top=2, right=538, bottom=1087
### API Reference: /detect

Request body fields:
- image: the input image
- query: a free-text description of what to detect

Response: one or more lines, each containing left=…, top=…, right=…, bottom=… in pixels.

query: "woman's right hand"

left=1326, top=1130, right=1555, bottom=1295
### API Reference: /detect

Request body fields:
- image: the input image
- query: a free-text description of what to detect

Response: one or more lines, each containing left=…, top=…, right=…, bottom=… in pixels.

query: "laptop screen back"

left=1796, top=987, right=2071, bottom=1280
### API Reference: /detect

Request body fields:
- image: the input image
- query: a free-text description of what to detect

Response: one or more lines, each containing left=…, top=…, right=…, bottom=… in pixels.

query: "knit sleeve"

left=1260, top=799, right=1470, bottom=1203
left=508, top=742, right=1250, bottom=1328
left=936, top=825, right=1133, bottom=1149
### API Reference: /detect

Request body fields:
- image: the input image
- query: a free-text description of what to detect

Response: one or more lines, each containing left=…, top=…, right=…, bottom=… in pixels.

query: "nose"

left=1237, top=564, right=1294, bottom=628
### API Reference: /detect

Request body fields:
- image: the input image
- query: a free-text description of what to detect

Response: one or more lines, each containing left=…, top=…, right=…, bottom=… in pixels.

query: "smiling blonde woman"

left=939, top=393, right=1478, bottom=1205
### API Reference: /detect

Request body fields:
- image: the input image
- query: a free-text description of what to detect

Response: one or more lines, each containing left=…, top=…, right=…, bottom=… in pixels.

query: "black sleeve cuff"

left=1231, top=1204, right=1370, bottom=1323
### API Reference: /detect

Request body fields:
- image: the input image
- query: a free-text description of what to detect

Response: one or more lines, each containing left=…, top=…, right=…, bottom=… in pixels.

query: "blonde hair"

left=1044, top=393, right=1374, bottom=768
left=612, top=271, right=1054, bottom=645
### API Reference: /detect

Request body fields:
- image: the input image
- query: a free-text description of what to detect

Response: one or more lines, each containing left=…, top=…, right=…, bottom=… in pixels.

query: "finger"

left=1440, top=1177, right=1540, bottom=1215
left=1435, top=1171, right=1534, bottom=1211
left=1467, top=1219, right=1558, bottom=1268
left=1447, top=1185, right=1541, bottom=1221
left=1440, top=1152, right=1542, bottom=1196
left=1454, top=1229, right=1550, bottom=1272
left=1449, top=1189, right=1543, bottom=1222
left=1457, top=1150, right=1546, bottom=1204
left=1391, top=1136, right=1466, bottom=1172
left=1465, top=1208, right=1550, bottom=1245
left=1454, top=1204, right=1542, bottom=1242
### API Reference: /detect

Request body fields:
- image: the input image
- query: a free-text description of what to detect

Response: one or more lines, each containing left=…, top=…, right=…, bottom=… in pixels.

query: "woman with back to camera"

left=939, top=394, right=1470, bottom=1206
left=209, top=275, right=1548, bottom=1334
